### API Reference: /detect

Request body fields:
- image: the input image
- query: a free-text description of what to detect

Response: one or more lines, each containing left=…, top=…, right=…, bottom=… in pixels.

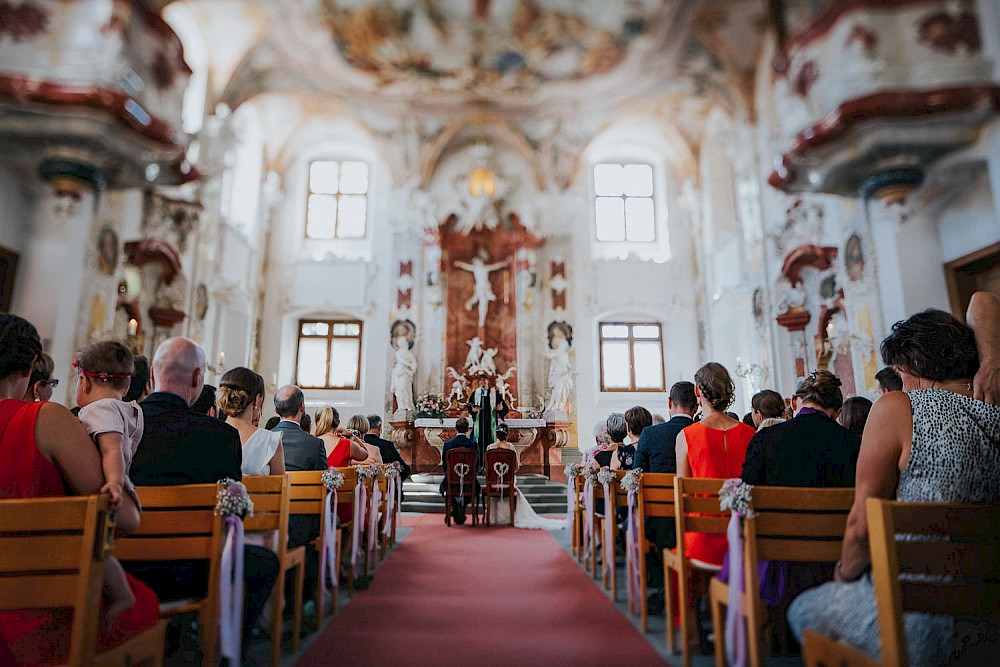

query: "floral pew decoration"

left=597, top=466, right=618, bottom=585
left=580, top=465, right=599, bottom=573
left=383, top=462, right=404, bottom=543
left=354, top=464, right=384, bottom=573
left=619, top=468, right=642, bottom=615
left=215, top=478, right=253, bottom=662
left=564, top=463, right=585, bottom=557
left=320, top=468, right=345, bottom=603
left=719, top=478, right=754, bottom=667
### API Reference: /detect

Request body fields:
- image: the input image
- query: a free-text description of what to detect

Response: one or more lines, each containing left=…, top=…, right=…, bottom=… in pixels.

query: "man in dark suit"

left=630, top=381, right=698, bottom=614
left=365, top=414, right=411, bottom=488
left=438, top=417, right=478, bottom=524
left=127, top=337, right=278, bottom=648
left=271, top=385, right=327, bottom=472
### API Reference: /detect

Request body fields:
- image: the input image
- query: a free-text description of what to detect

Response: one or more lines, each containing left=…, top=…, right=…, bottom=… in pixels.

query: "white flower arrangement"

left=719, top=478, right=754, bottom=517
left=596, top=466, right=617, bottom=485
left=414, top=392, right=449, bottom=419
left=384, top=461, right=403, bottom=478
left=322, top=468, right=345, bottom=490
left=215, top=478, right=253, bottom=518
left=356, top=464, right=383, bottom=483
left=619, top=468, right=642, bottom=494
left=564, top=463, right=585, bottom=479
left=581, top=466, right=600, bottom=484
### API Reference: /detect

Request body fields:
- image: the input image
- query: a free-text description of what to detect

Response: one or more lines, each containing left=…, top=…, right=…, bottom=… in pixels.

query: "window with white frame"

left=599, top=321, right=665, bottom=392
left=305, top=160, right=369, bottom=239
left=593, top=162, right=655, bottom=243
left=295, top=319, right=363, bottom=390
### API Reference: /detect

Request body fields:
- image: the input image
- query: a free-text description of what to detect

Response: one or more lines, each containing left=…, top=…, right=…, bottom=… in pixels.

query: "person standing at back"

left=271, top=385, right=326, bottom=472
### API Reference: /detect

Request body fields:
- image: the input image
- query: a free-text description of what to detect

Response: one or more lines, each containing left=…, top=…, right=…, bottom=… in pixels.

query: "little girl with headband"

left=75, top=340, right=142, bottom=625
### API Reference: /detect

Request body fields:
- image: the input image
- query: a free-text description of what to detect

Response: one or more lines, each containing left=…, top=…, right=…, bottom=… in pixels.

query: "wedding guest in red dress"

left=0, top=314, right=158, bottom=666
left=673, top=362, right=755, bottom=647
left=315, top=406, right=367, bottom=524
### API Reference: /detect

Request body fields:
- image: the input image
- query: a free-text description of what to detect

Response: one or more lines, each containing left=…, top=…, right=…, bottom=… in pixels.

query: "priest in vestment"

left=466, top=375, right=508, bottom=472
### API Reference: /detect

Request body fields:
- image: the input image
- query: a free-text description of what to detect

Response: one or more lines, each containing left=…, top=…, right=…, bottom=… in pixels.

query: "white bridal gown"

left=489, top=489, right=566, bottom=530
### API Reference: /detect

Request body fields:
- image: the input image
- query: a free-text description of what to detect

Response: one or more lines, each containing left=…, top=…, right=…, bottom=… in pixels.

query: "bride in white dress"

left=486, top=424, right=564, bottom=531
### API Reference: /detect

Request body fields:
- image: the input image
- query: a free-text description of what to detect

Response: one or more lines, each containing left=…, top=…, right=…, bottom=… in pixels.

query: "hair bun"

left=217, top=385, right=252, bottom=417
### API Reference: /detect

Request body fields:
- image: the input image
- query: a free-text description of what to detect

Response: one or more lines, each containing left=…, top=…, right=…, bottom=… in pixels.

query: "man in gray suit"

left=272, top=385, right=327, bottom=471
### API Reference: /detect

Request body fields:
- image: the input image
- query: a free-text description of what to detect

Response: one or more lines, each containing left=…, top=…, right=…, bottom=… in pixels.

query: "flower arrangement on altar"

left=619, top=468, right=642, bottom=494
left=719, top=478, right=754, bottom=517
left=414, top=392, right=449, bottom=419
left=596, top=466, right=616, bottom=485
left=322, top=468, right=345, bottom=490
left=215, top=478, right=253, bottom=518
left=564, top=463, right=585, bottom=479
left=384, top=461, right=403, bottom=478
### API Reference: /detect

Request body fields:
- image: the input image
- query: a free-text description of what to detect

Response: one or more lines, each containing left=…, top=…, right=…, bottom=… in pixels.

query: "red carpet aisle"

left=296, top=514, right=666, bottom=666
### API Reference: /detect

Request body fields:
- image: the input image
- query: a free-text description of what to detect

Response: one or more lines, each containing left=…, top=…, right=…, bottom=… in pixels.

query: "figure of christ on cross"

left=453, top=256, right=509, bottom=328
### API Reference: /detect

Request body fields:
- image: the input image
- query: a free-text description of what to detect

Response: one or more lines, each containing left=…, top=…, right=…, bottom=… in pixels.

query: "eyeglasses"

left=38, top=379, right=59, bottom=388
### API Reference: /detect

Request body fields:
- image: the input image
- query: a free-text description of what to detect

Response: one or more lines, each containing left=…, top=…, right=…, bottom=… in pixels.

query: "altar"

left=389, top=418, right=571, bottom=482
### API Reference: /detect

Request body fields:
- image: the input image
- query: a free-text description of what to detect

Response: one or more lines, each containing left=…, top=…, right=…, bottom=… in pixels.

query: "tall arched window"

left=305, top=159, right=370, bottom=239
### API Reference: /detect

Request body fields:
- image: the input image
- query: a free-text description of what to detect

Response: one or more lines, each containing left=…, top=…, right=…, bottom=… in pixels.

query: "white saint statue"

left=495, top=367, right=516, bottom=406
left=446, top=367, right=468, bottom=408
left=454, top=257, right=509, bottom=327
left=545, top=326, right=574, bottom=415
left=390, top=335, right=417, bottom=413
left=474, top=347, right=499, bottom=376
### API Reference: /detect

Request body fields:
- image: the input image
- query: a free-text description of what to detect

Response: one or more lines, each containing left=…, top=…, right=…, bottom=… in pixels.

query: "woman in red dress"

left=315, top=406, right=369, bottom=524
left=0, top=314, right=159, bottom=666
left=672, top=362, right=755, bottom=646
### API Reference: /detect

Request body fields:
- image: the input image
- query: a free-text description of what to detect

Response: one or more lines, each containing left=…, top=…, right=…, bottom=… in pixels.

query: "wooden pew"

left=633, top=472, right=676, bottom=632
left=287, top=470, right=336, bottom=619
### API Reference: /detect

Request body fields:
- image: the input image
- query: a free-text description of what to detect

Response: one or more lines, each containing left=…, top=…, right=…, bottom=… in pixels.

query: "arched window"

left=593, top=162, right=656, bottom=242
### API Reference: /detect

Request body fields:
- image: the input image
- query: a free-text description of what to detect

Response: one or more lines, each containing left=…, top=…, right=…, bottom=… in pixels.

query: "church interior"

left=2, top=0, right=999, bottom=665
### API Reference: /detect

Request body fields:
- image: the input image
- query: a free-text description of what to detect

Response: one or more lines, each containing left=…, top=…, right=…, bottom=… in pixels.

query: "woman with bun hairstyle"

left=217, top=367, right=285, bottom=476
left=676, top=362, right=756, bottom=569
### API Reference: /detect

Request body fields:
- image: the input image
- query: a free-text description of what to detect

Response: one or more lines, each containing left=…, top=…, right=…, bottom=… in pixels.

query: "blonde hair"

left=346, top=414, right=369, bottom=434
left=315, top=405, right=339, bottom=437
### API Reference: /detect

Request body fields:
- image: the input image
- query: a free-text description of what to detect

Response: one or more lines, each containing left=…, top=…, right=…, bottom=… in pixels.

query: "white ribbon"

left=367, top=476, right=382, bottom=564
left=454, top=462, right=470, bottom=499
left=726, top=512, right=748, bottom=667
left=566, top=478, right=576, bottom=554
left=219, top=516, right=244, bottom=661
left=492, top=462, right=511, bottom=493
left=320, top=490, right=340, bottom=606
left=383, top=476, right=397, bottom=539
left=583, top=477, right=595, bottom=568
left=602, top=479, right=614, bottom=581
left=625, top=488, right=641, bottom=614
left=350, top=479, right=367, bottom=570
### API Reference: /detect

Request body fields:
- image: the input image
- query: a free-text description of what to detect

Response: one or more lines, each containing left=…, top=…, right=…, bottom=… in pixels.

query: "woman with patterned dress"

left=789, top=310, right=1000, bottom=666
left=0, top=314, right=158, bottom=665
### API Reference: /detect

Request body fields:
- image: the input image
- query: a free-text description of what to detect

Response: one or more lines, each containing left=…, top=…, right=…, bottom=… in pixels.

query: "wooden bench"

left=633, top=472, right=676, bottom=632
left=287, top=470, right=336, bottom=619
left=0, top=494, right=167, bottom=666
left=117, top=483, right=223, bottom=664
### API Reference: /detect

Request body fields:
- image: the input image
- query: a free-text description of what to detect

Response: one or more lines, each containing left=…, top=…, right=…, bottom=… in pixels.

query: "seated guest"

left=757, top=417, right=785, bottom=430
left=315, top=405, right=367, bottom=467
left=742, top=412, right=755, bottom=427
left=583, top=419, right=612, bottom=465
left=128, top=337, right=278, bottom=646
left=619, top=406, right=652, bottom=471
left=300, top=412, right=312, bottom=434
left=190, top=383, right=218, bottom=417
left=837, top=396, right=872, bottom=440
left=122, top=354, right=151, bottom=403
left=21, top=351, right=56, bottom=402
left=365, top=414, right=412, bottom=484
left=789, top=310, right=1000, bottom=665
left=742, top=371, right=860, bottom=488
left=439, top=417, right=479, bottom=525
left=632, top=382, right=698, bottom=612
left=271, top=385, right=326, bottom=472
left=875, top=366, right=902, bottom=394
left=674, top=363, right=755, bottom=647
left=727, top=370, right=861, bottom=652
left=0, top=314, right=159, bottom=664
left=264, top=415, right=280, bottom=430
left=652, top=413, right=666, bottom=425
left=750, top=389, right=786, bottom=428
left=347, top=414, right=382, bottom=465
left=217, top=367, right=285, bottom=477
left=594, top=414, right=633, bottom=469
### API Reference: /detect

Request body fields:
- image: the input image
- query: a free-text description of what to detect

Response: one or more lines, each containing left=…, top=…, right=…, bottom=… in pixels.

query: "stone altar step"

left=401, top=474, right=568, bottom=514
